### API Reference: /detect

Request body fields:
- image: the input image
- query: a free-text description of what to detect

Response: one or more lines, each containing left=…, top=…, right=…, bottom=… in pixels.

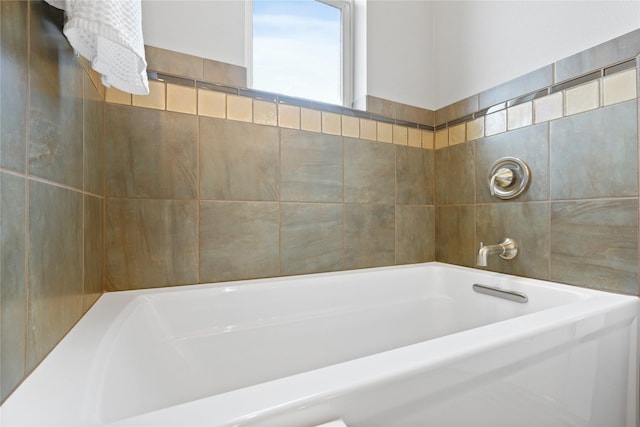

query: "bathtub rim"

left=1, top=262, right=638, bottom=426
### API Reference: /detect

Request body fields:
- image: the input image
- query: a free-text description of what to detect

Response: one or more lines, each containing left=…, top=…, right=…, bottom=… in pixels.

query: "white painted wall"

left=434, top=1, right=640, bottom=109
left=365, top=0, right=435, bottom=110
left=141, top=0, right=248, bottom=67
left=141, top=1, right=640, bottom=110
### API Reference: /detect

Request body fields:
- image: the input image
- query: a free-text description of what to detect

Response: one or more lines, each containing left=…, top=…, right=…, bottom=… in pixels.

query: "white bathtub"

left=2, top=263, right=639, bottom=426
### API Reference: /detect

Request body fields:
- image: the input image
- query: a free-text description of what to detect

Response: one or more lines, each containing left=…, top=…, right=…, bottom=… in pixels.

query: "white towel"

left=45, top=0, right=149, bottom=95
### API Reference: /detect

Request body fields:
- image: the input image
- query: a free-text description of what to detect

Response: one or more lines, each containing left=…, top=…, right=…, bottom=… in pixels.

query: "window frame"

left=318, top=0, right=353, bottom=107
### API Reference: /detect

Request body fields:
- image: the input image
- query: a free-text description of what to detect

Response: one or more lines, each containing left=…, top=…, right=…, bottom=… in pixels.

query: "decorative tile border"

left=105, top=72, right=436, bottom=150
left=433, top=61, right=638, bottom=149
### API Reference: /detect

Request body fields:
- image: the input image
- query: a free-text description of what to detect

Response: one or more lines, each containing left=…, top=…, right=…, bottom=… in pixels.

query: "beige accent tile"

left=565, top=80, right=599, bottom=116
left=507, top=101, right=532, bottom=130
left=166, top=83, right=196, bottom=114
left=197, top=89, right=226, bottom=118
left=485, top=110, right=506, bottom=136
left=301, top=108, right=321, bottom=132
left=360, top=119, right=377, bottom=141
left=278, top=104, right=300, bottom=129
left=435, top=128, right=448, bottom=149
left=132, top=80, right=165, bottom=110
left=408, top=128, right=422, bottom=148
left=466, top=117, right=484, bottom=141
left=105, top=86, right=131, bottom=105
left=377, top=122, right=393, bottom=143
left=393, top=125, right=408, bottom=145
left=253, top=100, right=277, bottom=126
left=422, top=131, right=434, bottom=150
left=603, top=69, right=637, bottom=106
left=534, top=92, right=563, bottom=123
left=227, top=95, right=253, bottom=122
left=342, top=115, right=359, bottom=138
left=322, top=112, right=341, bottom=135
left=449, top=123, right=466, bottom=145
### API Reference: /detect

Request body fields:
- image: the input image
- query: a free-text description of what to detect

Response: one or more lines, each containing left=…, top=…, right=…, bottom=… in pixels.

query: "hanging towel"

left=45, top=0, right=149, bottom=95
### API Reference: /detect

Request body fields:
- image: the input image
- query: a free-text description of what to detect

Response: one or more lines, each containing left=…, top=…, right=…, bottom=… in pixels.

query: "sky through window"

left=253, top=0, right=341, bottom=105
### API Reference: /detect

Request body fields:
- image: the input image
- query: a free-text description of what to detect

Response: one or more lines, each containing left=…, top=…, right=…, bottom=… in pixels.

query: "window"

left=252, top=0, right=352, bottom=106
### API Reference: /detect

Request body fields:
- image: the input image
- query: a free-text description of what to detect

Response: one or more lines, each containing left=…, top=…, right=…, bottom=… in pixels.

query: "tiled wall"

left=103, top=81, right=436, bottom=290
left=2, top=0, right=639, bottom=406
left=0, top=1, right=105, bottom=401
left=434, top=43, right=640, bottom=296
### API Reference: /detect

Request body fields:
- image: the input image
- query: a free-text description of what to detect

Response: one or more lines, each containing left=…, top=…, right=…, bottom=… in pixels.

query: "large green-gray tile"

left=83, top=195, right=103, bottom=311
left=281, top=129, right=343, bottom=202
left=397, top=145, right=434, bottom=205
left=555, top=29, right=640, bottom=83
left=435, top=143, right=475, bottom=205
left=344, top=204, right=395, bottom=269
left=200, top=202, right=279, bottom=282
left=344, top=138, right=395, bottom=204
left=106, top=199, right=198, bottom=290
left=551, top=199, right=638, bottom=294
left=396, top=205, right=435, bottom=264
left=476, top=202, right=549, bottom=280
left=0, top=172, right=26, bottom=401
left=476, top=123, right=549, bottom=202
left=200, top=118, right=279, bottom=201
left=203, top=58, right=247, bottom=87
left=0, top=1, right=28, bottom=172
left=435, top=95, right=478, bottom=126
left=145, top=45, right=204, bottom=80
left=106, top=105, right=198, bottom=199
left=550, top=101, right=638, bottom=199
left=27, top=181, right=83, bottom=371
left=479, top=65, right=553, bottom=109
left=29, top=1, right=83, bottom=189
left=435, top=205, right=475, bottom=267
left=280, top=203, right=343, bottom=275
left=83, top=74, right=104, bottom=196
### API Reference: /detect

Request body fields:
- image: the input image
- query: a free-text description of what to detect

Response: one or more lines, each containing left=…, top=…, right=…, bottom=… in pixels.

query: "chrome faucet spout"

left=476, top=238, right=518, bottom=266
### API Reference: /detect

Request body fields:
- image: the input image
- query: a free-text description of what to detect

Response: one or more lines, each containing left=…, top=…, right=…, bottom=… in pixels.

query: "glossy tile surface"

left=27, top=181, right=83, bottom=371
left=145, top=45, right=204, bottom=80
left=475, top=123, right=549, bottom=203
left=555, top=29, right=640, bottom=83
left=1, top=1, right=28, bottom=172
left=29, top=2, right=83, bottom=189
left=83, top=195, right=103, bottom=311
left=281, top=129, right=343, bottom=202
left=281, top=203, right=343, bottom=275
left=106, top=199, right=198, bottom=290
left=106, top=105, right=198, bottom=199
left=479, top=65, right=553, bottom=110
left=397, top=146, right=434, bottom=205
left=344, top=204, right=395, bottom=269
left=396, top=205, right=435, bottom=264
left=200, top=201, right=279, bottom=282
left=200, top=118, right=279, bottom=201
left=550, top=101, right=638, bottom=199
left=476, top=202, right=549, bottom=280
left=551, top=199, right=638, bottom=294
left=83, top=75, right=104, bottom=195
left=344, top=138, right=395, bottom=204
left=435, top=205, right=475, bottom=268
left=0, top=173, right=26, bottom=401
left=435, top=143, right=475, bottom=205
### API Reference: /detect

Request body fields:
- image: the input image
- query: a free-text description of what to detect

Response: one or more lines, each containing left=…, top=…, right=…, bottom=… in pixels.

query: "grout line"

left=196, top=114, right=201, bottom=285
left=23, top=0, right=32, bottom=376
